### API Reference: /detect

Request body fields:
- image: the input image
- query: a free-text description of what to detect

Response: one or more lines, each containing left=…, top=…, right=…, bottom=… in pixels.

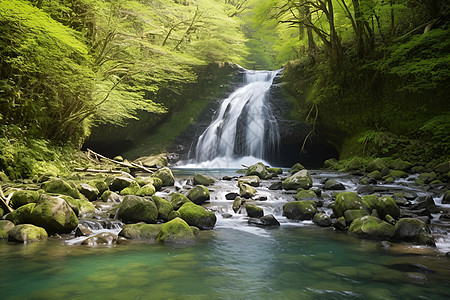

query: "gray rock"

left=323, top=179, right=345, bottom=190
left=282, top=170, right=313, bottom=190
left=245, top=204, right=264, bottom=218
left=313, top=213, right=332, bottom=227
left=116, top=195, right=158, bottom=224
left=109, top=176, right=135, bottom=192
left=8, top=224, right=47, bottom=243
left=260, top=214, right=280, bottom=226
left=78, top=183, right=99, bottom=201
left=283, top=201, right=317, bottom=220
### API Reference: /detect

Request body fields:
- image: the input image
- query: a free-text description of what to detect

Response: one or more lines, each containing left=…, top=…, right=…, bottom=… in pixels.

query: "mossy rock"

left=394, top=218, right=429, bottom=241
left=294, top=189, right=318, bottom=201
left=120, top=181, right=140, bottom=196
left=245, top=204, right=264, bottom=218
left=282, top=170, right=313, bottom=190
left=313, top=213, right=332, bottom=227
left=77, top=200, right=95, bottom=216
left=60, top=195, right=80, bottom=216
left=117, top=195, right=158, bottom=224
left=193, top=173, right=215, bottom=186
left=187, top=185, right=210, bottom=205
left=119, top=223, right=163, bottom=241
left=100, top=190, right=121, bottom=202
left=78, top=183, right=99, bottom=201
left=238, top=176, right=261, bottom=187
left=6, top=203, right=36, bottom=224
left=348, top=216, right=395, bottom=240
left=267, top=168, right=283, bottom=174
left=347, top=157, right=364, bottom=171
left=0, top=207, right=3, bottom=218
left=333, top=192, right=364, bottom=218
left=152, top=196, right=173, bottom=221
left=388, top=170, right=407, bottom=179
left=344, top=209, right=368, bottom=224
left=109, top=176, right=135, bottom=191
left=239, top=182, right=256, bottom=198
left=323, top=179, right=345, bottom=190
left=324, top=158, right=338, bottom=169
left=367, top=170, right=382, bottom=180
left=157, top=217, right=195, bottom=244
left=42, top=179, right=82, bottom=199
left=418, top=172, right=437, bottom=184
left=389, top=159, right=412, bottom=171
left=366, top=158, right=387, bottom=173
left=10, top=190, right=40, bottom=209
left=0, top=171, right=9, bottom=182
left=443, top=191, right=450, bottom=204
left=0, top=220, right=15, bottom=239
left=152, top=167, right=175, bottom=186
left=283, top=201, right=317, bottom=221
left=168, top=210, right=181, bottom=220
left=8, top=224, right=47, bottom=243
left=82, top=232, right=121, bottom=246
left=434, top=161, right=450, bottom=173
left=362, top=195, right=399, bottom=219
left=178, top=202, right=217, bottom=230
left=135, top=177, right=163, bottom=191
left=89, top=179, right=109, bottom=195
left=168, top=193, right=192, bottom=210
left=232, top=196, right=243, bottom=213
left=30, top=194, right=79, bottom=235
left=245, top=162, right=272, bottom=179
left=136, top=184, right=156, bottom=197
left=289, top=163, right=305, bottom=174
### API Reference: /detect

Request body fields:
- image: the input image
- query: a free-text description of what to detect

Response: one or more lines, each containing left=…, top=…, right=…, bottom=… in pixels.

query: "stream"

left=1, top=168, right=450, bottom=299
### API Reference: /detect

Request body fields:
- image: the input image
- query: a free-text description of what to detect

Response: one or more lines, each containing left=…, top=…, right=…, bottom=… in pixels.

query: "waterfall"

left=188, top=69, right=281, bottom=168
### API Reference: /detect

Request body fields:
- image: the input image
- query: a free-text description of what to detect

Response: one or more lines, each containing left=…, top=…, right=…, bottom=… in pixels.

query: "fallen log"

left=0, top=186, right=14, bottom=214
left=74, top=168, right=130, bottom=176
left=87, top=149, right=156, bottom=174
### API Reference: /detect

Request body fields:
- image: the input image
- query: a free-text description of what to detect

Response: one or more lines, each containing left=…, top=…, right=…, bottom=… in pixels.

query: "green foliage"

left=418, top=113, right=450, bottom=158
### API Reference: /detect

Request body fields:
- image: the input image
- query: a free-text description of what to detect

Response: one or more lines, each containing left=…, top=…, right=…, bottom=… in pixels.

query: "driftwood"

left=87, top=149, right=156, bottom=174
left=74, top=168, right=130, bottom=177
left=0, top=186, right=14, bottom=214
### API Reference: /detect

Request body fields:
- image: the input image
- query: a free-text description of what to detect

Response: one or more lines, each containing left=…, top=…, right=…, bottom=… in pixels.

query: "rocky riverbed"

left=0, top=158, right=449, bottom=257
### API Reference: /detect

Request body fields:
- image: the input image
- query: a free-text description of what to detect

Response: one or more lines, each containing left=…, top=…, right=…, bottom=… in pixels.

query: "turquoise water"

left=1, top=225, right=449, bottom=299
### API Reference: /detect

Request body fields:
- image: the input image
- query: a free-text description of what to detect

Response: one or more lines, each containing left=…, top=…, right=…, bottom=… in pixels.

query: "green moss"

left=151, top=168, right=175, bottom=186
left=187, top=185, right=210, bottom=205
left=178, top=202, right=216, bottom=230
left=119, top=223, right=162, bottom=241
left=157, top=218, right=195, bottom=244
left=117, top=195, right=158, bottom=224
left=0, top=220, right=15, bottom=239
left=289, top=163, right=305, bottom=174
left=6, top=203, right=36, bottom=225
left=333, top=192, right=363, bottom=218
left=42, top=179, right=82, bottom=199
left=120, top=181, right=140, bottom=196
left=348, top=216, right=395, bottom=240
left=8, top=224, right=48, bottom=243
left=168, top=193, right=192, bottom=210
left=136, top=184, right=156, bottom=197
left=245, top=204, right=264, bottom=218
left=152, top=196, right=173, bottom=221
left=294, top=189, right=318, bottom=201
left=282, top=170, right=313, bottom=190
left=283, top=201, right=317, bottom=220
left=10, top=190, right=40, bottom=209
left=267, top=167, right=283, bottom=174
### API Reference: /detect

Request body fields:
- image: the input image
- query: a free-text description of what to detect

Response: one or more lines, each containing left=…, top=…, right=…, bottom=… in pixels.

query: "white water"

left=186, top=69, right=281, bottom=168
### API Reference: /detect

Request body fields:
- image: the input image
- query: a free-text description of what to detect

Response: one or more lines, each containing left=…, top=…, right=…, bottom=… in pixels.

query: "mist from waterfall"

left=186, top=69, right=281, bottom=168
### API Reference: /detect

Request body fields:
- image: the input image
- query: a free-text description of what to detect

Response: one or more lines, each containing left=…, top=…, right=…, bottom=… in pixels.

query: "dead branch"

left=87, top=149, right=156, bottom=173
left=0, top=186, right=14, bottom=214
left=74, top=168, right=130, bottom=176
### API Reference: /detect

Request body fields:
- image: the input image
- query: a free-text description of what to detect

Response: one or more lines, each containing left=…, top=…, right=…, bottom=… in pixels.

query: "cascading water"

left=188, top=69, right=281, bottom=168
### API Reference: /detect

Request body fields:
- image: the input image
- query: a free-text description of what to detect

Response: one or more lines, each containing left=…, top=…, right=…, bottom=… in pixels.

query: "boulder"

left=74, top=225, right=93, bottom=237
left=394, top=218, right=430, bottom=241
left=10, top=190, right=40, bottom=209
left=232, top=196, right=243, bottom=213
left=89, top=179, right=109, bottom=195
left=193, top=174, right=215, bottom=186
left=245, top=162, right=272, bottom=179
left=42, top=179, right=82, bottom=199
left=434, top=161, right=450, bottom=174
left=0, top=220, right=15, bottom=239
left=238, top=176, right=261, bottom=187
left=239, top=182, right=256, bottom=199
left=152, top=196, right=173, bottom=221
left=109, top=176, right=135, bottom=192
left=362, top=195, right=400, bottom=219
left=333, top=192, right=364, bottom=218
left=366, top=158, right=387, bottom=173
left=187, top=185, right=210, bottom=205
left=225, top=192, right=239, bottom=200
left=387, top=170, right=407, bottom=179
left=389, top=159, right=412, bottom=171
left=282, top=170, right=313, bottom=190
left=294, top=189, right=318, bottom=201
left=347, top=157, right=363, bottom=171
left=78, top=183, right=99, bottom=201
left=260, top=214, right=280, bottom=226
left=323, top=179, right=345, bottom=190
left=412, top=195, right=438, bottom=212
left=6, top=203, right=36, bottom=224
left=168, top=210, right=181, bottom=220
left=283, top=201, right=317, bottom=220
left=157, top=217, right=195, bottom=244
left=333, top=216, right=347, bottom=230
left=152, top=167, right=175, bottom=186
left=136, top=184, right=156, bottom=197
left=135, top=177, right=163, bottom=191
left=119, top=223, right=163, bottom=241
left=289, top=163, right=305, bottom=174
left=178, top=202, right=216, bottom=230
left=267, top=168, right=283, bottom=174
left=119, top=181, right=140, bottom=195
left=418, top=172, right=437, bottom=184
left=116, top=195, right=158, bottom=224
left=82, top=232, right=121, bottom=246
left=268, top=182, right=282, bottom=190
left=245, top=204, right=264, bottom=218
left=100, top=190, right=122, bottom=203
left=443, top=191, right=450, bottom=204
left=60, top=195, right=95, bottom=216
left=30, top=195, right=79, bottom=235
left=167, top=193, right=192, bottom=210
left=8, top=224, right=47, bottom=243
left=344, top=209, right=368, bottom=224
left=357, top=185, right=374, bottom=195
left=367, top=170, right=382, bottom=180
left=313, top=213, right=332, bottom=227
left=348, top=216, right=395, bottom=240
left=136, top=154, right=168, bottom=167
